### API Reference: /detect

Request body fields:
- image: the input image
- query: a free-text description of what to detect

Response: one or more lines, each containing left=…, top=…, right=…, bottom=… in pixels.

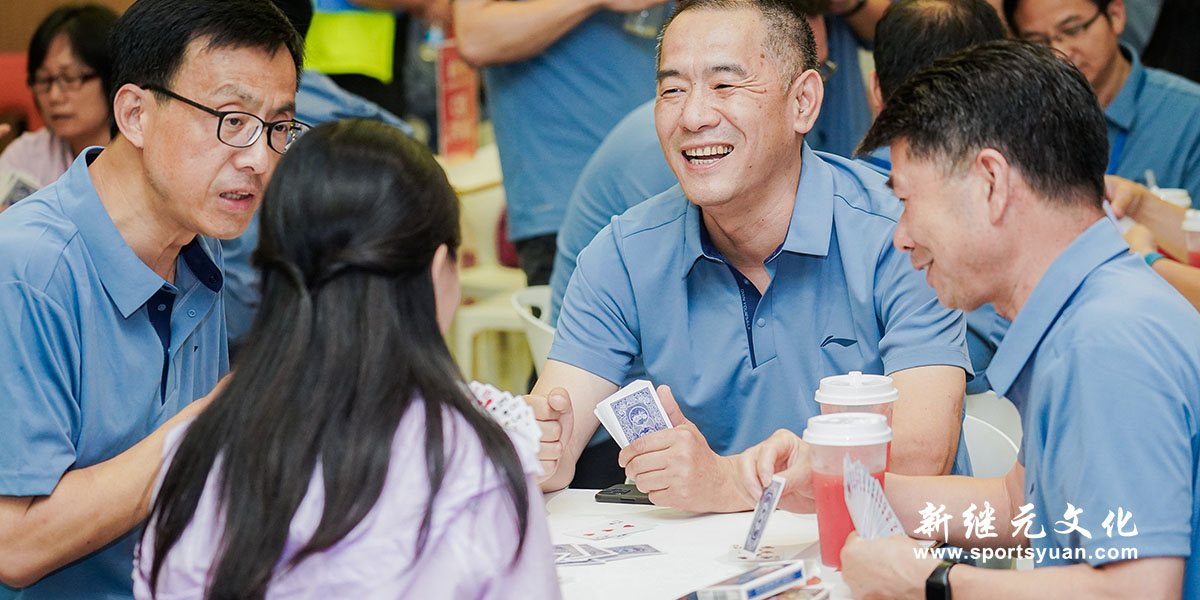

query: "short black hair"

left=269, top=0, right=314, bottom=40
left=875, top=0, right=1006, bottom=102
left=110, top=0, right=303, bottom=106
left=27, top=4, right=119, bottom=99
left=860, top=40, right=1108, bottom=208
left=1002, top=0, right=1112, bottom=35
left=660, top=0, right=820, bottom=84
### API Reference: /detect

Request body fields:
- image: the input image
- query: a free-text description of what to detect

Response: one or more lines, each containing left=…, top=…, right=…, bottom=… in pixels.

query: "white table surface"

left=545, top=489, right=854, bottom=600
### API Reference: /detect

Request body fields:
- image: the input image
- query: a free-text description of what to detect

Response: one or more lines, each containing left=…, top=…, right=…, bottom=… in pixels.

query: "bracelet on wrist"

left=1144, top=251, right=1168, bottom=267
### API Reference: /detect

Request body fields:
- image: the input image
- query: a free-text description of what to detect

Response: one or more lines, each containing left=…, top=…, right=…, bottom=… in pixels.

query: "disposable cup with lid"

left=813, top=371, right=898, bottom=425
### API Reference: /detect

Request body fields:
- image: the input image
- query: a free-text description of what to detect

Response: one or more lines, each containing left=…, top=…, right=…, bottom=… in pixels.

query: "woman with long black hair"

left=133, top=119, right=559, bottom=599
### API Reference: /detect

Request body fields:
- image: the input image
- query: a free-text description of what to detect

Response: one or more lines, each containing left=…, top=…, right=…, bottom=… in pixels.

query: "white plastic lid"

left=813, top=371, right=899, bottom=406
left=1156, top=188, right=1193, bottom=209
left=802, top=413, right=892, bottom=446
left=1183, top=209, right=1200, bottom=232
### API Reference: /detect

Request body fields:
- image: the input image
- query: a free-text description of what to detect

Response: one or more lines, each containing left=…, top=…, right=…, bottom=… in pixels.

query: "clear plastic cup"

left=814, top=371, right=898, bottom=427
left=803, top=413, right=892, bottom=570
left=1184, top=210, right=1200, bottom=268
left=624, top=5, right=668, bottom=38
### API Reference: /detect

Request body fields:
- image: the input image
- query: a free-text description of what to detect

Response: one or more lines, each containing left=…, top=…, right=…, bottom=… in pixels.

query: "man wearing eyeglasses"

left=0, top=1, right=303, bottom=598
left=1004, top=0, right=1200, bottom=206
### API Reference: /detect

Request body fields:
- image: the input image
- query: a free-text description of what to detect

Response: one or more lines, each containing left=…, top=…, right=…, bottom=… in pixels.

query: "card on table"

left=594, top=379, right=672, bottom=448
left=565, top=518, right=655, bottom=541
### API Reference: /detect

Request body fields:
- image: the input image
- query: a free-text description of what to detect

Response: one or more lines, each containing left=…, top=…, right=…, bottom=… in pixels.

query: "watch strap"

left=925, top=559, right=956, bottom=600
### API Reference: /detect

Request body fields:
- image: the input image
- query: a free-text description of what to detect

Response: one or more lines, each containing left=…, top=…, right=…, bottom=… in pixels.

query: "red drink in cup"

left=803, top=413, right=892, bottom=569
left=1185, top=210, right=1200, bottom=268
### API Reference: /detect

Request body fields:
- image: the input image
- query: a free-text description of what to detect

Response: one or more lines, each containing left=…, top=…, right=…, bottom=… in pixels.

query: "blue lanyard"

left=1107, top=130, right=1127, bottom=176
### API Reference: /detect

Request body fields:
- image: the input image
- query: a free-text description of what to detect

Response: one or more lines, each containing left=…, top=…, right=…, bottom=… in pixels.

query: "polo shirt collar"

left=1105, top=43, right=1145, bottom=133
left=680, top=143, right=835, bottom=278
left=984, top=219, right=1128, bottom=397
left=59, top=148, right=223, bottom=319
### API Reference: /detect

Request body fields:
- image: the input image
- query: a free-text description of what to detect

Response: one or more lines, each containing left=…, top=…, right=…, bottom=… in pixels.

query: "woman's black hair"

left=27, top=4, right=118, bottom=100
left=143, top=119, right=530, bottom=599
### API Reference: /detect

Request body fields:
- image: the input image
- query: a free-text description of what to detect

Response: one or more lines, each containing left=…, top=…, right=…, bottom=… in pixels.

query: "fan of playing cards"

left=466, top=381, right=542, bottom=460
left=593, top=380, right=673, bottom=447
left=842, top=455, right=905, bottom=540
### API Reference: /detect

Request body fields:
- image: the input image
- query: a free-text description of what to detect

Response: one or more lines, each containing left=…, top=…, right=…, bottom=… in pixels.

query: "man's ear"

left=975, top=148, right=1013, bottom=225
left=868, top=71, right=884, bottom=117
left=1107, top=0, right=1126, bottom=37
left=792, top=69, right=824, bottom=136
left=112, top=83, right=151, bottom=149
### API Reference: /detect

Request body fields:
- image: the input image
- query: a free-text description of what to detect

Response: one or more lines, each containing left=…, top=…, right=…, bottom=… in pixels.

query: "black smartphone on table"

left=594, top=483, right=653, bottom=505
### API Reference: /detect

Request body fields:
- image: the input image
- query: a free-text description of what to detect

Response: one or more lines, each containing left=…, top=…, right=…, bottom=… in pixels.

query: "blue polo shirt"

left=0, top=149, right=229, bottom=599
left=552, top=144, right=972, bottom=456
left=484, top=10, right=658, bottom=242
left=1106, top=45, right=1200, bottom=204
left=986, top=219, right=1200, bottom=593
left=549, top=101, right=677, bottom=326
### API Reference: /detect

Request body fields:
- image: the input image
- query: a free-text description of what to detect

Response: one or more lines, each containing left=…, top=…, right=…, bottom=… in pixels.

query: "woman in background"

left=134, top=119, right=559, bottom=599
left=0, top=4, right=116, bottom=200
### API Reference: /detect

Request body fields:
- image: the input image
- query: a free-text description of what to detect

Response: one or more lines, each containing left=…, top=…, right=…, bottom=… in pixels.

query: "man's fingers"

left=618, top=429, right=677, bottom=467
left=656, top=384, right=689, bottom=427
left=537, top=418, right=562, bottom=443
left=547, top=388, right=572, bottom=413
left=623, top=449, right=669, bottom=479
left=539, top=440, right=562, bottom=461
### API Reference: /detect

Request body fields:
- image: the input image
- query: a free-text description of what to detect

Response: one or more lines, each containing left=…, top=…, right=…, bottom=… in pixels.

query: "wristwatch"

left=926, top=559, right=957, bottom=600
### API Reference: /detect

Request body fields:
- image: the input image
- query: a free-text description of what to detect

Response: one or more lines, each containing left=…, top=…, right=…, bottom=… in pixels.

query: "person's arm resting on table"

left=453, top=0, right=667, bottom=67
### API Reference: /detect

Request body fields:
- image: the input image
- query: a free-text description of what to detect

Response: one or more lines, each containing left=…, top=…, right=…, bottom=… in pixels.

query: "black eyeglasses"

left=143, top=85, right=309, bottom=154
left=29, top=72, right=99, bottom=94
left=1021, top=10, right=1105, bottom=47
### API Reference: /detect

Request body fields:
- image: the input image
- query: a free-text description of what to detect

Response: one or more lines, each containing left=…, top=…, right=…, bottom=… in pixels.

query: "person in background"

left=1107, top=175, right=1200, bottom=310
left=453, top=0, right=667, bottom=287
left=0, top=0, right=303, bottom=597
left=1141, top=0, right=1200, bottom=84
left=0, top=5, right=116, bottom=205
left=135, top=119, right=558, bottom=600
left=1004, top=0, right=1200, bottom=205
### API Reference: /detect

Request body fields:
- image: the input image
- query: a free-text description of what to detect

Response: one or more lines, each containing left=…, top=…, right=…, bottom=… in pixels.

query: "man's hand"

left=841, top=533, right=937, bottom=600
left=1124, top=223, right=1159, bottom=256
left=528, top=387, right=575, bottom=486
left=1105, top=175, right=1147, bottom=220
left=617, top=386, right=747, bottom=513
left=736, top=429, right=814, bottom=513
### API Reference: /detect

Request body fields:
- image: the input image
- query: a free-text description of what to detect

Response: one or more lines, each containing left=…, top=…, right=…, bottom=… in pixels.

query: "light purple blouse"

left=0, top=128, right=74, bottom=188
left=134, top=402, right=561, bottom=600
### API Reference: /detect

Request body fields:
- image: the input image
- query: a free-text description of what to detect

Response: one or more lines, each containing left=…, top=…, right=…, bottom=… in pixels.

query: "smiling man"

left=744, top=40, right=1200, bottom=598
left=0, top=1, right=303, bottom=597
left=529, top=0, right=971, bottom=513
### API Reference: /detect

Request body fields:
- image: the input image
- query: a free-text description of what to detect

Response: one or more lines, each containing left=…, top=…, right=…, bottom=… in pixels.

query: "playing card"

left=843, top=456, right=905, bottom=540
left=565, top=518, right=654, bottom=541
left=740, top=475, right=786, bottom=558
left=0, top=169, right=39, bottom=207
left=594, top=380, right=672, bottom=447
left=602, top=544, right=662, bottom=561
left=466, top=381, right=541, bottom=460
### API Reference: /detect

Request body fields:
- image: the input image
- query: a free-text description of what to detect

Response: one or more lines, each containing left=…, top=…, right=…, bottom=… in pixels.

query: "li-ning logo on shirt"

left=821, top=335, right=857, bottom=348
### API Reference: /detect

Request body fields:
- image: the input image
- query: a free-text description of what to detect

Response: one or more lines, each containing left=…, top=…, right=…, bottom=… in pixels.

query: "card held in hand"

left=842, top=455, right=905, bottom=540
left=739, top=474, right=786, bottom=559
left=593, top=379, right=672, bottom=447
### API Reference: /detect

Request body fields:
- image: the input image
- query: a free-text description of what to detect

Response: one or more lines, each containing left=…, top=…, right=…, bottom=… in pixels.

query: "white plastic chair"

left=511, top=286, right=556, bottom=374
left=965, top=391, right=1023, bottom=449
left=962, top=414, right=1019, bottom=479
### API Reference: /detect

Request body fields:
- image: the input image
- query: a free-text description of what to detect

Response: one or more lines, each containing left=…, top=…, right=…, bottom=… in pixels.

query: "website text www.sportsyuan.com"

left=913, top=545, right=1139, bottom=564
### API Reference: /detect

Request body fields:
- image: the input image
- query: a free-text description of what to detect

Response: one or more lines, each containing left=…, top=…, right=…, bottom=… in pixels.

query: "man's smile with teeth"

left=683, top=144, right=733, bottom=164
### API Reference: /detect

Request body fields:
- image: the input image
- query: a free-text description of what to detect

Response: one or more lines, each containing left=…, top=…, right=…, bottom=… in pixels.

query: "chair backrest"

left=511, top=285, right=555, bottom=374
left=962, top=414, right=1019, bottom=479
